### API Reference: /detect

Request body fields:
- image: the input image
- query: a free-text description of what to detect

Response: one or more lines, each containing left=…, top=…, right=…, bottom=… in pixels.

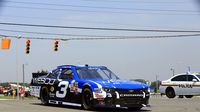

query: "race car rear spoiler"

left=32, top=73, right=48, bottom=78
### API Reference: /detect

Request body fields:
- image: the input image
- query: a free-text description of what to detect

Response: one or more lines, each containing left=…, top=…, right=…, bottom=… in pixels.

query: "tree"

left=151, top=80, right=161, bottom=93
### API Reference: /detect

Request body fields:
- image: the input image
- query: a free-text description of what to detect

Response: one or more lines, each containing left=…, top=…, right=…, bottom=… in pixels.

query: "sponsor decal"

left=129, top=90, right=134, bottom=93
left=69, top=81, right=79, bottom=93
left=94, top=88, right=102, bottom=93
left=95, top=93, right=105, bottom=99
left=50, top=86, right=55, bottom=92
left=30, top=86, right=41, bottom=97
left=120, top=94, right=144, bottom=97
left=93, top=91, right=107, bottom=99
left=33, top=78, right=56, bottom=85
left=49, top=93, right=56, bottom=98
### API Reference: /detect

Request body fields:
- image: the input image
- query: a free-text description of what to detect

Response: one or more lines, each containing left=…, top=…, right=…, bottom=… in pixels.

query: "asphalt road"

left=0, top=96, right=200, bottom=112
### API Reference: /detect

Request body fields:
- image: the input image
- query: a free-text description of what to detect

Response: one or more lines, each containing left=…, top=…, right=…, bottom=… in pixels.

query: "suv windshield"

left=76, top=67, right=120, bottom=80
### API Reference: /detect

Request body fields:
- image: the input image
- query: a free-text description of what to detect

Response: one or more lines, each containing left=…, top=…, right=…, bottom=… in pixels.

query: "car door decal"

left=56, top=81, right=69, bottom=98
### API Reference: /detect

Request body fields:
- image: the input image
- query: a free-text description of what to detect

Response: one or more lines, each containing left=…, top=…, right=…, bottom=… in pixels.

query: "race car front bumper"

left=92, top=89, right=150, bottom=108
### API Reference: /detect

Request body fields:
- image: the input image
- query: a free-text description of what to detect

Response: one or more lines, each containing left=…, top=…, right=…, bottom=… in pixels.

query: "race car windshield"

left=76, top=67, right=120, bottom=80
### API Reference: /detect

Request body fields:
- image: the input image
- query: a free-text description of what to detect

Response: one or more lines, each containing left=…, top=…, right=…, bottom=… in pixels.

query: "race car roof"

left=57, top=65, right=106, bottom=69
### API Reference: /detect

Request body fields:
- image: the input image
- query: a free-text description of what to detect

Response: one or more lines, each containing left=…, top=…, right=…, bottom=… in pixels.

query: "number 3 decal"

left=56, top=81, right=69, bottom=98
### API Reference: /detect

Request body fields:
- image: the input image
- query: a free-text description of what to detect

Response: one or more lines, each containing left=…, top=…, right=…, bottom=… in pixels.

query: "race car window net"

left=76, top=68, right=119, bottom=80
left=59, top=68, right=74, bottom=80
left=47, top=69, right=60, bottom=79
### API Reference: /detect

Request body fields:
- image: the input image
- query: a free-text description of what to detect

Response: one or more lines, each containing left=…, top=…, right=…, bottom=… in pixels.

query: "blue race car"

left=30, top=65, right=150, bottom=110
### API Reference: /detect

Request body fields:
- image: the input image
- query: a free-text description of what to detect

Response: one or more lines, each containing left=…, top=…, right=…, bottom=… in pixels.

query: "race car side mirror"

left=192, top=79, right=197, bottom=82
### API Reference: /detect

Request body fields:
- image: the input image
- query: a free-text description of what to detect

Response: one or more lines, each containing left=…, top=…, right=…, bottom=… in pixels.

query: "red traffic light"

left=26, top=39, right=30, bottom=54
left=26, top=39, right=30, bottom=44
left=54, top=40, right=58, bottom=51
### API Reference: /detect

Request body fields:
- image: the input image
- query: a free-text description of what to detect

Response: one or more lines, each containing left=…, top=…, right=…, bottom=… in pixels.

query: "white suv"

left=159, top=72, right=200, bottom=98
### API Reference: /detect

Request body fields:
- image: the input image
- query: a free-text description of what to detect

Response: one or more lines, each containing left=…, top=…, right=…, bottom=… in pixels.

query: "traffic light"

left=54, top=40, right=58, bottom=51
left=1, top=38, right=11, bottom=50
left=26, top=39, right=30, bottom=54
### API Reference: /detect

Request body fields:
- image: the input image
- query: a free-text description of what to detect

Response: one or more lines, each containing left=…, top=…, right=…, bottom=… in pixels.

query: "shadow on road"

left=30, top=103, right=151, bottom=112
left=94, top=108, right=151, bottom=112
left=30, top=103, right=82, bottom=109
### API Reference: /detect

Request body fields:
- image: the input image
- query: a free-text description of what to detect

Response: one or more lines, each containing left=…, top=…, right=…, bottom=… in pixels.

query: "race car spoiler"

left=32, top=73, right=48, bottom=78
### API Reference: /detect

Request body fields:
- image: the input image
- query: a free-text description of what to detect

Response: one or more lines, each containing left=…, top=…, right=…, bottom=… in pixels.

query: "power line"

left=1, top=33, right=200, bottom=41
left=0, top=15, right=148, bottom=27
left=1, top=28, right=200, bottom=39
left=3, top=5, right=199, bottom=15
left=1, top=22, right=200, bottom=33
left=0, top=28, right=143, bottom=37
left=5, top=1, right=198, bottom=13
left=1, top=15, right=200, bottom=30
left=79, top=0, right=187, bottom=4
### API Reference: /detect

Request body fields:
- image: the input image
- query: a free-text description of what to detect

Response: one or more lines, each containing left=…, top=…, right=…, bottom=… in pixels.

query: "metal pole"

left=188, top=66, right=191, bottom=72
left=155, top=75, right=158, bottom=93
left=16, top=38, right=19, bottom=100
left=171, top=68, right=175, bottom=76
left=22, top=64, right=25, bottom=86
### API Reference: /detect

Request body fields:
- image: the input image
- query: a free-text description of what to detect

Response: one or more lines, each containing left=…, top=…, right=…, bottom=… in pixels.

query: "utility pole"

left=22, top=64, right=25, bottom=86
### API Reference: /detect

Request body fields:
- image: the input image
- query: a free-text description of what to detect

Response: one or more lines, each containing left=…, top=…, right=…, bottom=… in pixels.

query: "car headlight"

left=102, top=88, right=114, bottom=93
left=143, top=88, right=150, bottom=93
left=148, top=88, right=150, bottom=93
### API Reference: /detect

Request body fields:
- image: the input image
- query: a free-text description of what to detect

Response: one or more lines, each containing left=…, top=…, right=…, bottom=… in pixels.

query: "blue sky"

left=0, top=0, right=200, bottom=82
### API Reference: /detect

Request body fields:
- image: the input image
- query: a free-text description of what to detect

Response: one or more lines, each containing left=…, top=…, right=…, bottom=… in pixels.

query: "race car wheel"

left=82, top=88, right=93, bottom=110
left=128, top=107, right=142, bottom=111
left=185, top=95, right=193, bottom=98
left=178, top=95, right=184, bottom=98
left=166, top=87, right=175, bottom=98
left=40, top=86, right=49, bottom=105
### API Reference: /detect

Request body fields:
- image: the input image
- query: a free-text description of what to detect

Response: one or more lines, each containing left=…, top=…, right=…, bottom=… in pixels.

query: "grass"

left=0, top=95, right=14, bottom=99
left=0, top=94, right=36, bottom=100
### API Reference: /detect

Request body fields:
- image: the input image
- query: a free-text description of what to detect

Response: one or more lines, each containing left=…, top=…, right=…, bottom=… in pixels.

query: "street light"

left=170, top=68, right=175, bottom=76
left=188, top=66, right=191, bottom=72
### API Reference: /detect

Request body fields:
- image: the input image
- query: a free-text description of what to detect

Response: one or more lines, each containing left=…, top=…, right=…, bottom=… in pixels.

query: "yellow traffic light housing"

left=54, top=40, right=58, bottom=51
left=26, top=39, right=30, bottom=54
left=1, top=38, right=11, bottom=49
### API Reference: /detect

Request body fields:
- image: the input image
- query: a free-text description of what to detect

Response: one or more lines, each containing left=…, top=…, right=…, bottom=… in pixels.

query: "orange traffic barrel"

left=1, top=38, right=11, bottom=49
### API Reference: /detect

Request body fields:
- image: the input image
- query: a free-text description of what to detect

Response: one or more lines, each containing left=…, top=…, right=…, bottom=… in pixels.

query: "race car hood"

left=87, top=79, right=148, bottom=90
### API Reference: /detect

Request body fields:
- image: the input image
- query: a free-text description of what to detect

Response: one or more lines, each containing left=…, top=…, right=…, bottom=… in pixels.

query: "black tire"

left=166, top=87, right=176, bottom=98
left=40, top=86, right=49, bottom=105
left=178, top=95, right=184, bottom=98
left=185, top=95, right=193, bottom=98
left=82, top=88, right=94, bottom=110
left=128, top=107, right=142, bottom=111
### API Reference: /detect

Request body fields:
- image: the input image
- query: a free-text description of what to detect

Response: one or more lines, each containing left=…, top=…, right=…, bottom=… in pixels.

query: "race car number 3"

left=56, top=81, right=69, bottom=98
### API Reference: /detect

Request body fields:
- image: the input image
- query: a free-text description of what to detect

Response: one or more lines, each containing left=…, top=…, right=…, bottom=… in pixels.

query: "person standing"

left=12, top=89, right=16, bottom=99
left=20, top=87, right=25, bottom=100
